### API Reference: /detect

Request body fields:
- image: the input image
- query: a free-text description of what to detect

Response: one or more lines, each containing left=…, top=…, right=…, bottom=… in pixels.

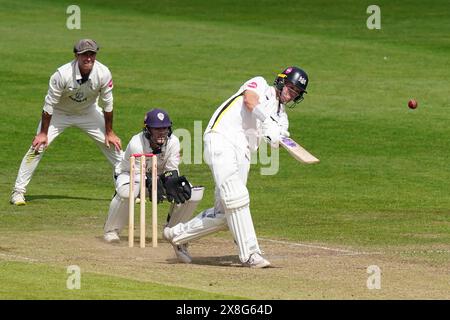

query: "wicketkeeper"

left=163, top=67, right=309, bottom=268
left=103, top=108, right=201, bottom=264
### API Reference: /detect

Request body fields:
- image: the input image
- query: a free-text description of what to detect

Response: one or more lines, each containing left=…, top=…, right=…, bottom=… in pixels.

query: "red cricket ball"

left=408, top=99, right=418, bottom=109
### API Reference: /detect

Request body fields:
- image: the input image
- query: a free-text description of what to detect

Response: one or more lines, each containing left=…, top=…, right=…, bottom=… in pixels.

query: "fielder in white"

left=164, top=66, right=309, bottom=268
left=104, top=109, right=200, bottom=263
left=10, top=39, right=123, bottom=205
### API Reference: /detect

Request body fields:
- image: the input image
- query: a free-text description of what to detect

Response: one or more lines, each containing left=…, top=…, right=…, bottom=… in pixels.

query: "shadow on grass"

left=164, top=255, right=242, bottom=267
left=191, top=255, right=240, bottom=267
left=190, top=256, right=279, bottom=268
left=26, top=195, right=111, bottom=202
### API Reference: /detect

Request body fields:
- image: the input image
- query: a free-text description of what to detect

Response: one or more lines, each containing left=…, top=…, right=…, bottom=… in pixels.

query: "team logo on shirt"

left=247, top=82, right=257, bottom=88
left=157, top=112, right=165, bottom=121
left=69, top=91, right=87, bottom=103
left=108, top=79, right=113, bottom=88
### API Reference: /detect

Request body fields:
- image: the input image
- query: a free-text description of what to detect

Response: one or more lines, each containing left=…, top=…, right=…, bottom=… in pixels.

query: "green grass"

left=0, top=0, right=449, bottom=299
left=0, top=261, right=242, bottom=299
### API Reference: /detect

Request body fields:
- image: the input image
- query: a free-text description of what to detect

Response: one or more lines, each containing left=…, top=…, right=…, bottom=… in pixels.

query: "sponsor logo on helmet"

left=298, top=76, right=307, bottom=85
left=285, top=67, right=293, bottom=74
left=157, top=112, right=165, bottom=121
left=247, top=82, right=258, bottom=88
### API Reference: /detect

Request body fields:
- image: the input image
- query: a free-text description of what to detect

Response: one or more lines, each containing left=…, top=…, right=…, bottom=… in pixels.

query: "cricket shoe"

left=104, top=231, right=120, bottom=243
left=243, top=253, right=271, bottom=268
left=10, top=191, right=26, bottom=206
left=173, top=244, right=192, bottom=264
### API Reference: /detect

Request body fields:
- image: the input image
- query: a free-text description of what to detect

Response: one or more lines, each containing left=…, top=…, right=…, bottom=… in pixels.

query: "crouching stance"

left=103, top=108, right=201, bottom=263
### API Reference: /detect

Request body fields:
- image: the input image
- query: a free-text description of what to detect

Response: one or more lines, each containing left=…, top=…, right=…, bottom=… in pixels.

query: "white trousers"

left=104, top=172, right=140, bottom=234
left=204, top=132, right=249, bottom=214
left=13, top=107, right=123, bottom=193
left=170, top=132, right=262, bottom=262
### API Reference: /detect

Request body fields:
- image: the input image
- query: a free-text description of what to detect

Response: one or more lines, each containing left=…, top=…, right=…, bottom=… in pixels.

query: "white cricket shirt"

left=205, top=76, right=289, bottom=151
left=43, top=60, right=114, bottom=115
left=119, top=132, right=181, bottom=176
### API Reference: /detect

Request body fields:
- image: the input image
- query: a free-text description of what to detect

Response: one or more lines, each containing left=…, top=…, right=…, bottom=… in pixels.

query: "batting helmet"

left=274, top=66, right=309, bottom=105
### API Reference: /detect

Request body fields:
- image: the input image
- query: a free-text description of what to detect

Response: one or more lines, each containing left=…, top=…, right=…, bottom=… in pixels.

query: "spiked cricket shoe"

left=173, top=244, right=192, bottom=264
left=10, top=191, right=26, bottom=206
left=104, top=231, right=120, bottom=243
left=243, top=253, right=271, bottom=268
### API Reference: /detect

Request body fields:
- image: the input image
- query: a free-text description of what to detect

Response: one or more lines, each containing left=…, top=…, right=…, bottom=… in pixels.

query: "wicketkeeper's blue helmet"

left=144, top=108, right=172, bottom=128
left=143, top=109, right=172, bottom=143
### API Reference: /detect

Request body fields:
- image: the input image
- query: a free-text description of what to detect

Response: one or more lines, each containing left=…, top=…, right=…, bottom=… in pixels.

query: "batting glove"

left=261, top=117, right=281, bottom=148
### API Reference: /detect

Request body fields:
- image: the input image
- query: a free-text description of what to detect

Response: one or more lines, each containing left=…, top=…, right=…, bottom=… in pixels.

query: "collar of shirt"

left=74, top=60, right=96, bottom=84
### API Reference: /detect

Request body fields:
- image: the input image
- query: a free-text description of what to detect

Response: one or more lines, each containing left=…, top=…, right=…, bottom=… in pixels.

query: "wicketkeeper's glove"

left=161, top=170, right=192, bottom=204
left=145, top=173, right=166, bottom=203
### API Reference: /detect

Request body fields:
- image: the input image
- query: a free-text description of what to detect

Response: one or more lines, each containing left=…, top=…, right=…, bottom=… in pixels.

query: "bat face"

left=279, top=137, right=320, bottom=164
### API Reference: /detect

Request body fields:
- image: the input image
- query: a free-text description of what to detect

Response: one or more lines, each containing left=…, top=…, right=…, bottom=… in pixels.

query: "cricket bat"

left=279, top=136, right=320, bottom=164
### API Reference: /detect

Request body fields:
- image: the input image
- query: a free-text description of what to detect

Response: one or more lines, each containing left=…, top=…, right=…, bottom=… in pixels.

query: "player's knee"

left=166, top=186, right=205, bottom=227
left=219, top=175, right=249, bottom=211
left=26, top=146, right=45, bottom=157
left=116, top=183, right=139, bottom=199
left=116, top=185, right=129, bottom=199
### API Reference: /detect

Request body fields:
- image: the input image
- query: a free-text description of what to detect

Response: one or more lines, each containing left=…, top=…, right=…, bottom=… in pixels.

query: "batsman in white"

left=10, top=39, right=123, bottom=206
left=164, top=66, right=309, bottom=268
left=103, top=108, right=200, bottom=264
